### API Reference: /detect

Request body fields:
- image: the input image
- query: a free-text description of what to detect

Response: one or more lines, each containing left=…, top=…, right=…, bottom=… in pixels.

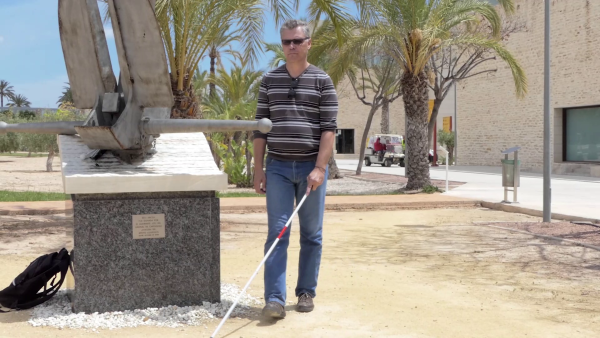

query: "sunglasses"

left=282, top=37, right=310, bottom=46
left=288, top=78, right=299, bottom=99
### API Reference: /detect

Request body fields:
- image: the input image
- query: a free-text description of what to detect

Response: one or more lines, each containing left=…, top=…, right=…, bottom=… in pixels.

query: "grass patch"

left=216, top=191, right=264, bottom=198
left=217, top=191, right=407, bottom=197
left=0, top=190, right=70, bottom=202
left=422, top=185, right=441, bottom=194
left=0, top=152, right=48, bottom=158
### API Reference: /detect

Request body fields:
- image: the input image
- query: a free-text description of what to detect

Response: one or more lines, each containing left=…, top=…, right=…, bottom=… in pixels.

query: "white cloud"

left=0, top=36, right=4, bottom=43
left=104, top=27, right=114, bottom=40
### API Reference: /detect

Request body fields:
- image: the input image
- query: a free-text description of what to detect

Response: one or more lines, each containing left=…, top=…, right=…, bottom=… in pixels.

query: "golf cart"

left=364, top=134, right=405, bottom=167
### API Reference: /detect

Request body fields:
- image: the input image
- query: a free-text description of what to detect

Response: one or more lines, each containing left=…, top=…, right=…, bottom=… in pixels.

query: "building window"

left=336, top=129, right=354, bottom=154
left=564, top=106, right=600, bottom=163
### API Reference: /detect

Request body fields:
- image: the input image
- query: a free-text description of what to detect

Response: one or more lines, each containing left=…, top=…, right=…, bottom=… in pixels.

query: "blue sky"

left=0, top=0, right=330, bottom=108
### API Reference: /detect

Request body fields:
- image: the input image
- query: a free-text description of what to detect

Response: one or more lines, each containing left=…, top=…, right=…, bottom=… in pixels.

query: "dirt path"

left=0, top=156, right=62, bottom=192
left=1, top=208, right=600, bottom=337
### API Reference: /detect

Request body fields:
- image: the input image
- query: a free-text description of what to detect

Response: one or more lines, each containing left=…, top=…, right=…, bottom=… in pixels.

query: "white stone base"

left=58, top=133, right=227, bottom=194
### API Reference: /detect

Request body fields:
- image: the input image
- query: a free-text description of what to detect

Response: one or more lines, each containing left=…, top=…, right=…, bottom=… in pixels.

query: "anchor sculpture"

left=0, top=0, right=271, bottom=163
left=0, top=0, right=272, bottom=314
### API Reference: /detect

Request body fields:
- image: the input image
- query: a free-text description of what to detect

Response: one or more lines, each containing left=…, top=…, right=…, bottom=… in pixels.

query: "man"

left=253, top=19, right=338, bottom=319
left=374, top=137, right=384, bottom=161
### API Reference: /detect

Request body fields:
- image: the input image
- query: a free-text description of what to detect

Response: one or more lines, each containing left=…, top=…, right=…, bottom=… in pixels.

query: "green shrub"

left=422, top=184, right=440, bottom=194
left=214, top=138, right=254, bottom=188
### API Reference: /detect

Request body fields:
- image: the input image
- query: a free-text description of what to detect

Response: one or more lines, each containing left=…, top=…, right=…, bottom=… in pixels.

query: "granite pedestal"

left=58, top=133, right=228, bottom=313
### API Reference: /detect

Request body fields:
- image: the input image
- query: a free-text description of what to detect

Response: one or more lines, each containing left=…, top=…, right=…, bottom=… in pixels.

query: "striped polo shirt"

left=253, top=64, right=338, bottom=161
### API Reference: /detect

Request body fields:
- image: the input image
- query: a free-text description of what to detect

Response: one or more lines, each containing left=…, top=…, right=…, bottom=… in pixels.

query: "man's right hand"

left=254, top=169, right=266, bottom=194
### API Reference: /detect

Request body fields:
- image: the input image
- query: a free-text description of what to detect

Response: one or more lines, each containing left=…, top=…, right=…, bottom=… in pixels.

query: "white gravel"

left=28, top=283, right=261, bottom=330
left=326, top=176, right=403, bottom=195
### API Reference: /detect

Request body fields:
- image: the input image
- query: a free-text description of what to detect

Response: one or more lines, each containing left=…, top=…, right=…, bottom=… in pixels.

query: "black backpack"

left=0, top=248, right=71, bottom=312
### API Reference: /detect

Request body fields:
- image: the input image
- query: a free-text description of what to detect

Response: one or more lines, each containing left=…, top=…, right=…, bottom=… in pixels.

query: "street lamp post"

left=543, top=0, right=552, bottom=222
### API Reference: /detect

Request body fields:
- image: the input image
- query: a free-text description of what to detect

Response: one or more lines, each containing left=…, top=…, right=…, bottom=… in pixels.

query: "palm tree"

left=205, top=25, right=243, bottom=98
left=324, top=0, right=527, bottom=190
left=154, top=0, right=266, bottom=119
left=0, top=80, right=15, bottom=108
left=203, top=63, right=263, bottom=185
left=8, top=94, right=32, bottom=108
left=192, top=69, right=210, bottom=105
left=203, top=65, right=262, bottom=127
left=100, top=0, right=353, bottom=120
left=57, top=83, right=73, bottom=106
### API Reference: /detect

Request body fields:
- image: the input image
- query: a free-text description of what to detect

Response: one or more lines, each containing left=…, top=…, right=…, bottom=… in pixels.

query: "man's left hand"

left=306, top=167, right=326, bottom=195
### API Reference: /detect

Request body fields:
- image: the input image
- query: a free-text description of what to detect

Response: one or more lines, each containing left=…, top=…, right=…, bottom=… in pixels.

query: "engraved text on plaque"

left=132, top=214, right=166, bottom=239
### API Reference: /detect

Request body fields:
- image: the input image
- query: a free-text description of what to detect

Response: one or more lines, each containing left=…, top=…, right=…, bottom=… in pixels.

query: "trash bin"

left=500, top=146, right=521, bottom=203
left=501, top=159, right=520, bottom=188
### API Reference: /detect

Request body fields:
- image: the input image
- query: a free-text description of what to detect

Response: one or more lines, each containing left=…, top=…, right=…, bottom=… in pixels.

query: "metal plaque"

left=132, top=214, right=165, bottom=239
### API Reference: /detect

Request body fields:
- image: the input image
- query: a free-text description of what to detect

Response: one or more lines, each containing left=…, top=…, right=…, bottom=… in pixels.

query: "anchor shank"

left=142, top=118, right=272, bottom=135
left=0, top=121, right=83, bottom=135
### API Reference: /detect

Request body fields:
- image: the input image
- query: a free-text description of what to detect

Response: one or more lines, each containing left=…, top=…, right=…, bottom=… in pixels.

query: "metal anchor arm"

left=141, top=118, right=272, bottom=135
left=0, top=121, right=83, bottom=135
left=1, top=118, right=272, bottom=136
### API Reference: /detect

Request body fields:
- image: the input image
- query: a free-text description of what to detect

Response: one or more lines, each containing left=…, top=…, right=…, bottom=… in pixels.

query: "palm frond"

left=432, top=0, right=503, bottom=38
left=233, top=0, right=265, bottom=68
left=8, top=94, right=31, bottom=108
left=265, top=43, right=286, bottom=69
left=266, top=0, right=296, bottom=27
left=307, top=0, right=352, bottom=44
left=446, top=33, right=527, bottom=98
left=57, top=83, right=73, bottom=105
left=324, top=23, right=390, bottom=86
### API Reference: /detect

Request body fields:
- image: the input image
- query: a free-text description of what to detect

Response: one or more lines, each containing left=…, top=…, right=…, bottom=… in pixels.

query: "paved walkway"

left=337, top=160, right=600, bottom=221
left=339, top=168, right=465, bottom=190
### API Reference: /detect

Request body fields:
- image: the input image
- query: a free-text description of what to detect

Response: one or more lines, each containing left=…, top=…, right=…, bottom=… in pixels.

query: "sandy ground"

left=1, top=208, right=600, bottom=337
left=0, top=156, right=62, bottom=192
left=0, top=156, right=415, bottom=195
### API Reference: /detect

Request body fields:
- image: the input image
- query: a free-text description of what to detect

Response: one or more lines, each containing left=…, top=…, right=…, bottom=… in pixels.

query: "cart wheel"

left=365, top=158, right=371, bottom=166
left=384, top=159, right=392, bottom=167
left=399, top=159, right=405, bottom=167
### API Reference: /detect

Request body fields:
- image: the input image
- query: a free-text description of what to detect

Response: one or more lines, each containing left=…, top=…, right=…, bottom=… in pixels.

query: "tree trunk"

left=356, top=105, right=380, bottom=175
left=381, top=96, right=390, bottom=133
left=46, top=147, right=55, bottom=172
left=208, top=137, right=221, bottom=168
left=448, top=145, right=454, bottom=165
left=170, top=73, right=200, bottom=119
left=245, top=133, right=252, bottom=186
left=28, top=151, right=31, bottom=157
left=327, top=154, right=342, bottom=179
left=209, top=47, right=217, bottom=99
left=427, top=98, right=443, bottom=150
left=401, top=72, right=431, bottom=190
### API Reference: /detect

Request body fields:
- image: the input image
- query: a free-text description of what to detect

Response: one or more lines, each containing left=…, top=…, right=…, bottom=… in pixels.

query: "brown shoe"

left=296, top=293, right=314, bottom=312
left=262, top=301, right=286, bottom=319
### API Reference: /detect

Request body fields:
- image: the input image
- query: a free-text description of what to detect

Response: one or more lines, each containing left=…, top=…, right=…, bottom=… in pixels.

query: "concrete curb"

left=482, top=223, right=600, bottom=252
left=0, top=207, right=67, bottom=216
left=480, top=201, right=600, bottom=224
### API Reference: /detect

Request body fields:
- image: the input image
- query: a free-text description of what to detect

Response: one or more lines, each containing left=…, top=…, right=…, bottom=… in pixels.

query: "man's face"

left=281, top=27, right=311, bottom=63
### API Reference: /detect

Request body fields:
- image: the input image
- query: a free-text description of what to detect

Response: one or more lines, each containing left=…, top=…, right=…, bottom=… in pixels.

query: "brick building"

left=334, top=0, right=600, bottom=177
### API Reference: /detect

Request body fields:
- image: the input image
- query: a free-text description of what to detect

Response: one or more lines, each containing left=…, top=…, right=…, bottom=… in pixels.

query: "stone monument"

left=0, top=0, right=271, bottom=313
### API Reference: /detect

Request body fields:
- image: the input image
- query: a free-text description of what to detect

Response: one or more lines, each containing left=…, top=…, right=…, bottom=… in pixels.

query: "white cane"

left=210, top=191, right=310, bottom=338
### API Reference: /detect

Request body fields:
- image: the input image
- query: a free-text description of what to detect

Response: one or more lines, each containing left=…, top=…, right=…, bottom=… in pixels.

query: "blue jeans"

left=264, top=156, right=328, bottom=306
